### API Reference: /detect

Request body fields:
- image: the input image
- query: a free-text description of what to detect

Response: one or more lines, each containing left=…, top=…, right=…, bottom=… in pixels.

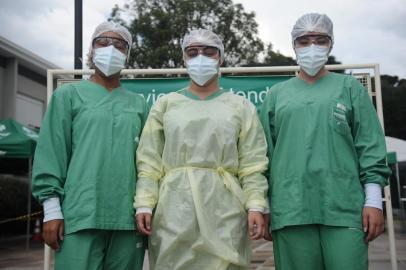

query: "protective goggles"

left=185, top=46, right=219, bottom=58
left=294, top=35, right=332, bottom=47
left=92, top=36, right=129, bottom=51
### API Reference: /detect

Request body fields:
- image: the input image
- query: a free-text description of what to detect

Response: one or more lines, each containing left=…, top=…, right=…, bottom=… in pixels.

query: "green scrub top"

left=259, top=72, right=391, bottom=230
left=32, top=80, right=149, bottom=234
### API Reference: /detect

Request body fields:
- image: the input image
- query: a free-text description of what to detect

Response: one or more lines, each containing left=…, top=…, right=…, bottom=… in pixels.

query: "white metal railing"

left=44, top=64, right=398, bottom=270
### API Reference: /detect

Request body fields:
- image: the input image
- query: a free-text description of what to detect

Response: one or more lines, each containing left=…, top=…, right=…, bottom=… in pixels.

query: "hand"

left=362, top=206, right=385, bottom=243
left=135, top=213, right=153, bottom=236
left=43, top=219, right=64, bottom=251
left=248, top=211, right=265, bottom=240
left=263, top=213, right=273, bottom=241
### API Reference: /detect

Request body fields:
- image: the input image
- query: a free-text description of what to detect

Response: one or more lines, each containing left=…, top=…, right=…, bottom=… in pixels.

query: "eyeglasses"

left=92, top=36, right=129, bottom=51
left=294, top=35, right=331, bottom=47
left=185, top=46, right=219, bottom=58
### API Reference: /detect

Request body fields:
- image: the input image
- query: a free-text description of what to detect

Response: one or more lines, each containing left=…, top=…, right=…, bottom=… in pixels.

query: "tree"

left=109, top=0, right=264, bottom=68
left=263, top=43, right=296, bottom=66
left=326, top=55, right=341, bottom=65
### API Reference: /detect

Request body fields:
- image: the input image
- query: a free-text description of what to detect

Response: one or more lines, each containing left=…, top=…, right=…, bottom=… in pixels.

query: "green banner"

left=121, top=75, right=292, bottom=107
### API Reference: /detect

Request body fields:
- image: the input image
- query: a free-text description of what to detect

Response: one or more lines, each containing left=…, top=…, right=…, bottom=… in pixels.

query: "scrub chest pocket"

left=330, top=101, right=351, bottom=135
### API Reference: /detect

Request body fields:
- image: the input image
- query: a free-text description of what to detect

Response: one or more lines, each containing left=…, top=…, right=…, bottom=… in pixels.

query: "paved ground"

left=1, top=223, right=405, bottom=270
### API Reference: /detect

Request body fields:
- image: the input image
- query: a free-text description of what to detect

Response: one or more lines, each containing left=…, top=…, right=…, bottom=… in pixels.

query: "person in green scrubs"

left=32, top=21, right=148, bottom=270
left=259, top=13, right=391, bottom=270
left=134, top=29, right=269, bottom=270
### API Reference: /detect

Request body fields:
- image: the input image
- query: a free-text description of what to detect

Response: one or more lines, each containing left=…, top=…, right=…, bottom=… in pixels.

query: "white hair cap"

left=181, top=29, right=224, bottom=60
left=91, top=21, right=132, bottom=48
left=291, top=13, right=334, bottom=44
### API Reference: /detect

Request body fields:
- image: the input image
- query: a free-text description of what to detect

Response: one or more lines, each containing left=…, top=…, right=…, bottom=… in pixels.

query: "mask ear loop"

left=86, top=39, right=97, bottom=69
left=217, top=51, right=224, bottom=78
left=90, top=47, right=98, bottom=69
left=125, top=41, right=131, bottom=65
left=327, top=43, right=333, bottom=56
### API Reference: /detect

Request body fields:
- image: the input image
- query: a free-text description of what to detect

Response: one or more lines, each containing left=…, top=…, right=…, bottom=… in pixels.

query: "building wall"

left=0, top=65, right=4, bottom=111
left=18, top=74, right=46, bottom=102
left=0, top=58, right=47, bottom=128
left=1, top=58, right=18, bottom=120
left=15, top=93, right=43, bottom=128
left=16, top=74, right=46, bottom=127
left=0, top=37, right=61, bottom=128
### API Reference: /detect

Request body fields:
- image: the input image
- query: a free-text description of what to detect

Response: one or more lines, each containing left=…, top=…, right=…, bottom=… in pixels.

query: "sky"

left=0, top=0, right=405, bottom=78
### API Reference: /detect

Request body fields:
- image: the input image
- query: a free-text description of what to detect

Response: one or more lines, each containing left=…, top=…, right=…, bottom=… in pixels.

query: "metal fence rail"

left=44, top=64, right=398, bottom=270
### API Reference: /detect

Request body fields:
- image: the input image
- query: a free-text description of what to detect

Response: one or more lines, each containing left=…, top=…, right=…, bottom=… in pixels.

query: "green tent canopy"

left=0, top=119, right=38, bottom=158
left=0, top=119, right=39, bottom=249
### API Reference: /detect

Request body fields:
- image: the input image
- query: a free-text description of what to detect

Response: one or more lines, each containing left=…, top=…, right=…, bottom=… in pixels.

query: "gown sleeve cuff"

left=43, top=197, right=64, bottom=222
left=364, top=183, right=383, bottom=210
left=248, top=207, right=264, bottom=213
left=136, top=207, right=153, bottom=215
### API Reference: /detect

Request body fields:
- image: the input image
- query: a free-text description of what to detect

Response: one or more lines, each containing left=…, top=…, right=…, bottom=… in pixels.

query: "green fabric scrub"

left=32, top=80, right=148, bottom=268
left=56, top=229, right=146, bottom=270
left=259, top=72, right=391, bottom=231
left=273, top=225, right=368, bottom=270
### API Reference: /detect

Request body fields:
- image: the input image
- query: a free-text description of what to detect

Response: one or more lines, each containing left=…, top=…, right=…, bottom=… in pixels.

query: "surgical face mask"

left=295, top=44, right=329, bottom=77
left=93, top=45, right=127, bottom=77
left=186, top=55, right=219, bottom=86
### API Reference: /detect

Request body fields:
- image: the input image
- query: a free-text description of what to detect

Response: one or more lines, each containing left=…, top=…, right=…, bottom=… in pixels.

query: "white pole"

left=374, top=64, right=385, bottom=129
left=44, top=69, right=54, bottom=270
left=385, top=186, right=398, bottom=270
left=373, top=64, right=398, bottom=270
left=46, top=69, right=54, bottom=106
left=25, top=158, right=32, bottom=250
left=44, top=245, right=52, bottom=270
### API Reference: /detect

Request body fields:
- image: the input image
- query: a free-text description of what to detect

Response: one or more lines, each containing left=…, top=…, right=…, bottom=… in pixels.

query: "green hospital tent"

left=0, top=119, right=38, bottom=158
left=0, top=119, right=38, bottom=249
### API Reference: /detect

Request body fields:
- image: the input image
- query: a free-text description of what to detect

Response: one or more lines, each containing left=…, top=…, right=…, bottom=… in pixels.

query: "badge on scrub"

left=332, top=103, right=347, bottom=122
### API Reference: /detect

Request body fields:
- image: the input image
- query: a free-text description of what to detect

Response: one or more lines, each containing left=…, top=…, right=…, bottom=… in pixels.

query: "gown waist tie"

left=166, top=166, right=247, bottom=211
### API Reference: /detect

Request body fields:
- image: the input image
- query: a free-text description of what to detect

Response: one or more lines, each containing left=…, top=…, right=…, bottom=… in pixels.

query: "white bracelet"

left=43, top=197, right=64, bottom=222
left=364, top=183, right=383, bottom=210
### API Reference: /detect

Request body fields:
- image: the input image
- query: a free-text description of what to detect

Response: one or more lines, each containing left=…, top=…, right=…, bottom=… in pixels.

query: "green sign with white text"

left=121, top=75, right=293, bottom=107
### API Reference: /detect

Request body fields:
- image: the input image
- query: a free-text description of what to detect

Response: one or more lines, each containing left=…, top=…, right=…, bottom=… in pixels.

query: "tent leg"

left=395, top=163, right=406, bottom=233
left=26, top=158, right=32, bottom=250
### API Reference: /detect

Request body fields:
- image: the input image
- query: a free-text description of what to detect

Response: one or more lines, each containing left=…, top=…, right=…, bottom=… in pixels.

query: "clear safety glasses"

left=92, top=36, right=129, bottom=52
left=185, top=46, right=219, bottom=58
left=294, top=35, right=332, bottom=48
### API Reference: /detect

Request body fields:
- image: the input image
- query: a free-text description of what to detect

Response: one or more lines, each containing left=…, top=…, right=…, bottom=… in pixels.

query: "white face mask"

left=186, top=55, right=219, bottom=86
left=295, top=44, right=329, bottom=77
left=93, top=45, right=127, bottom=77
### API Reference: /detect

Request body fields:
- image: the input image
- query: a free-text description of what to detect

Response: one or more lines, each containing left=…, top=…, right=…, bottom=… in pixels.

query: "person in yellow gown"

left=134, top=29, right=269, bottom=270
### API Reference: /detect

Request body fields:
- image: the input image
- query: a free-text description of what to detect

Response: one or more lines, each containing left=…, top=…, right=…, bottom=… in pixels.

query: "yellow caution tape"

left=0, top=211, right=43, bottom=225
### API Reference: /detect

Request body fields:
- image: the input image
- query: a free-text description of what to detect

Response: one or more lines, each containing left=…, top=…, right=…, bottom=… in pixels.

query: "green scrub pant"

left=55, top=229, right=146, bottom=270
left=273, top=225, right=368, bottom=270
